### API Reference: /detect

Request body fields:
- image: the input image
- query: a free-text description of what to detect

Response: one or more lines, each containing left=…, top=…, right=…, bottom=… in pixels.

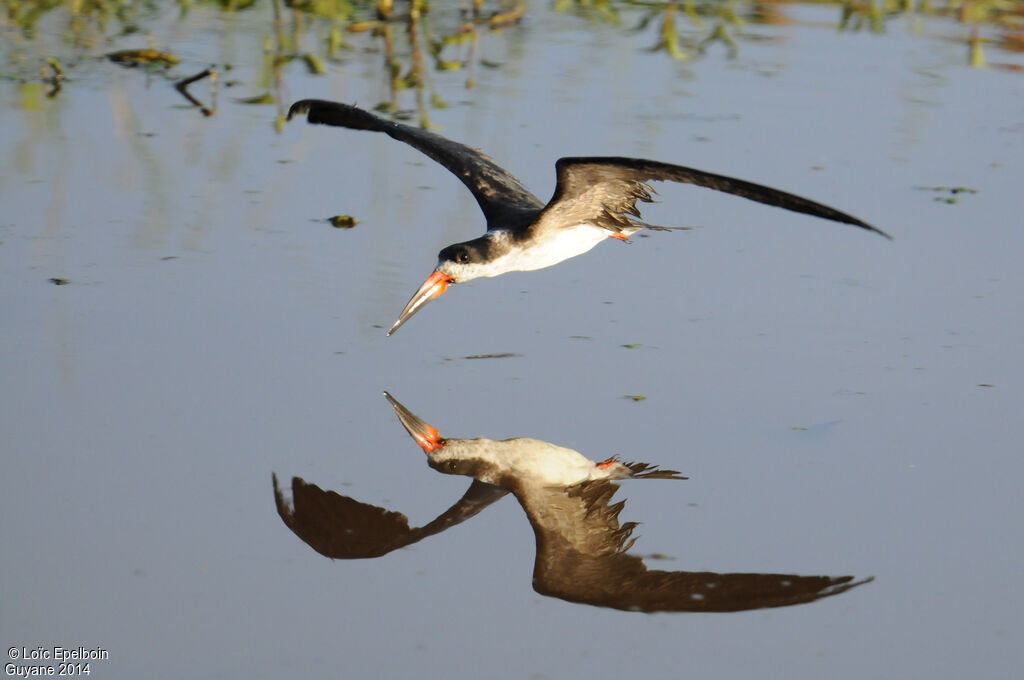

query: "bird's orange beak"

left=386, top=270, right=453, bottom=336
left=383, top=392, right=444, bottom=453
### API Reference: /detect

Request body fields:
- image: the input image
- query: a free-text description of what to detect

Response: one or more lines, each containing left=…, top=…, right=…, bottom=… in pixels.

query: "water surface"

left=2, top=2, right=1022, bottom=678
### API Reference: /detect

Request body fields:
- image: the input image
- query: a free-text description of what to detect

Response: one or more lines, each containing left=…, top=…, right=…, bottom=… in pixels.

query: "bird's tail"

left=618, top=458, right=689, bottom=480
left=626, top=217, right=695, bottom=233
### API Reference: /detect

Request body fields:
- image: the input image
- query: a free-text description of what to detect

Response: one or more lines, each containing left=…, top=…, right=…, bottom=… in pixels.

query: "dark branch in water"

left=175, top=69, right=218, bottom=118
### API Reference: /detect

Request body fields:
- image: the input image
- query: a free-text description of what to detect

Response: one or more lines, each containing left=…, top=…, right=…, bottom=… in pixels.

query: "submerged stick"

left=174, top=68, right=218, bottom=117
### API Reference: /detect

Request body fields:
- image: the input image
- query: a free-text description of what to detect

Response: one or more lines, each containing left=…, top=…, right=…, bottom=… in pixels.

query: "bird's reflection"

left=274, top=392, right=871, bottom=613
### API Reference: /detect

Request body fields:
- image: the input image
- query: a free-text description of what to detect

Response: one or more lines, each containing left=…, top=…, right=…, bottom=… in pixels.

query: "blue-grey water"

left=2, top=3, right=1022, bottom=678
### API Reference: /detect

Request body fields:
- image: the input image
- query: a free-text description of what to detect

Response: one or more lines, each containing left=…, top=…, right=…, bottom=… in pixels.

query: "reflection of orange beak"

left=386, top=270, right=453, bottom=336
left=383, top=391, right=444, bottom=452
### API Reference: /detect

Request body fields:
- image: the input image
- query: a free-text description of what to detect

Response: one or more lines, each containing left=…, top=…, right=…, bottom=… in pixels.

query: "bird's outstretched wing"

left=518, top=479, right=872, bottom=613
left=542, top=157, right=892, bottom=239
left=288, top=100, right=544, bottom=224
left=273, top=473, right=508, bottom=559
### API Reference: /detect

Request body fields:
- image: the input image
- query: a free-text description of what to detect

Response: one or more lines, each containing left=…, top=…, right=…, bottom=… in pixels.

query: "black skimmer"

left=287, top=100, right=892, bottom=336
left=376, top=392, right=869, bottom=611
left=272, top=393, right=872, bottom=611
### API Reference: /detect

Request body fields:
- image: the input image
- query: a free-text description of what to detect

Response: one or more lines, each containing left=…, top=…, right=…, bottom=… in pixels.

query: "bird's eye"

left=455, top=250, right=469, bottom=264
left=447, top=461, right=459, bottom=472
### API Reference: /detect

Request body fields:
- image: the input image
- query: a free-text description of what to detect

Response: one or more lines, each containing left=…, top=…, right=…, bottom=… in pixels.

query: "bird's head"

left=383, top=392, right=491, bottom=479
left=386, top=236, right=494, bottom=336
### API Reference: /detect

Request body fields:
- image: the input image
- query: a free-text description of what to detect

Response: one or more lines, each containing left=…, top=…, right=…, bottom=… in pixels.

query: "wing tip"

left=285, top=99, right=385, bottom=132
left=286, top=99, right=315, bottom=122
left=855, top=219, right=894, bottom=241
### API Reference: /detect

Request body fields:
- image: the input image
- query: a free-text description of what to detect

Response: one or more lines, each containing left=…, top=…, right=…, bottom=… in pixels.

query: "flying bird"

left=288, top=100, right=891, bottom=335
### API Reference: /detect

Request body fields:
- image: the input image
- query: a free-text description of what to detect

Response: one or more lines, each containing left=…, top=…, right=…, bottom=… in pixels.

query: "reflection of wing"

left=273, top=474, right=508, bottom=559
left=517, top=479, right=870, bottom=613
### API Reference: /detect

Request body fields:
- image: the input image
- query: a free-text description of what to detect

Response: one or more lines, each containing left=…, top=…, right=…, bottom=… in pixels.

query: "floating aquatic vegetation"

left=107, top=49, right=180, bottom=68
left=554, top=0, right=621, bottom=24
left=1, top=0, right=1019, bottom=113
left=328, top=215, right=358, bottom=229
left=915, top=186, right=979, bottom=204
left=236, top=92, right=275, bottom=104
left=441, top=352, right=522, bottom=361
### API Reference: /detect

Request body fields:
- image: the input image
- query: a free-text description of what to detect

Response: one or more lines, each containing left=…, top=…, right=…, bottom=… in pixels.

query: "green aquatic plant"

left=654, top=1, right=691, bottom=59
left=554, top=0, right=621, bottom=24
left=1, top=0, right=1019, bottom=115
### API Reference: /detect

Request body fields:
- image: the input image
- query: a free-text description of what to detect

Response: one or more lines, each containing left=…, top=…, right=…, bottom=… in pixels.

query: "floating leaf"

left=329, top=215, right=358, bottom=229
left=107, top=49, right=180, bottom=68
left=236, top=92, right=274, bottom=105
left=916, top=185, right=977, bottom=205
left=914, top=186, right=978, bottom=194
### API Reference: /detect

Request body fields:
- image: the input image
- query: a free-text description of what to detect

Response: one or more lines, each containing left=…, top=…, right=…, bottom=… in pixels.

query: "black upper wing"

left=288, top=100, right=544, bottom=225
left=541, top=156, right=891, bottom=238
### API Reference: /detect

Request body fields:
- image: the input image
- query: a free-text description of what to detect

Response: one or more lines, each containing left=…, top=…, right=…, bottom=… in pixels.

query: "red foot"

left=609, top=232, right=629, bottom=242
left=596, top=457, right=618, bottom=470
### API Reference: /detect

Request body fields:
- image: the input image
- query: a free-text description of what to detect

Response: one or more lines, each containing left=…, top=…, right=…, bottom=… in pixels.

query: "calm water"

left=2, top=2, right=1022, bottom=678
